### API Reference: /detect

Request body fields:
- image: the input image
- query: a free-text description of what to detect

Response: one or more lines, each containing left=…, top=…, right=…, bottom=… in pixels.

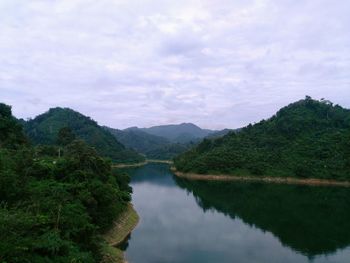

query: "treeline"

left=175, top=97, right=350, bottom=180
left=0, top=103, right=132, bottom=262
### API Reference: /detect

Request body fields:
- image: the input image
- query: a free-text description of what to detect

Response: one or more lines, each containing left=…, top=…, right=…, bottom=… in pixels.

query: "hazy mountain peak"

left=138, top=123, right=215, bottom=143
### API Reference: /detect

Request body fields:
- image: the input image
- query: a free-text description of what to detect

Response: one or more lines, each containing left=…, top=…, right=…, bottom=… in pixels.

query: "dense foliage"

left=145, top=143, right=192, bottom=160
left=175, top=97, right=350, bottom=180
left=24, top=107, right=144, bottom=163
left=0, top=103, right=132, bottom=262
left=0, top=103, right=27, bottom=148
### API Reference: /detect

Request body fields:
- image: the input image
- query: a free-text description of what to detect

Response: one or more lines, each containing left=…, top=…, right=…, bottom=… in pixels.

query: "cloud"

left=1, top=0, right=350, bottom=129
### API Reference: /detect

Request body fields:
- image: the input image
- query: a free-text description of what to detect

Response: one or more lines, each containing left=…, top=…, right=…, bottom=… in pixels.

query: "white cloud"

left=0, top=0, right=350, bottom=129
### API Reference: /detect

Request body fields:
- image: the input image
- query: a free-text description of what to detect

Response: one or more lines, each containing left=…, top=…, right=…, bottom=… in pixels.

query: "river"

left=121, top=163, right=350, bottom=263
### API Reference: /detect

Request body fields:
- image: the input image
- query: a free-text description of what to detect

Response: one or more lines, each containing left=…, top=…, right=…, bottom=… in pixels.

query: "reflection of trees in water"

left=175, top=177, right=350, bottom=257
left=127, top=164, right=175, bottom=187
left=117, top=233, right=131, bottom=251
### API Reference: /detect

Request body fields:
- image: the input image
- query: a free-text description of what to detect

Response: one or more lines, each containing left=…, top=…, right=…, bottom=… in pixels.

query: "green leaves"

left=0, top=103, right=27, bottom=149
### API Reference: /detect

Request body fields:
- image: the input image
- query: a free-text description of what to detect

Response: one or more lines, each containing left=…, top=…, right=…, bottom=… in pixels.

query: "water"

left=123, top=163, right=350, bottom=263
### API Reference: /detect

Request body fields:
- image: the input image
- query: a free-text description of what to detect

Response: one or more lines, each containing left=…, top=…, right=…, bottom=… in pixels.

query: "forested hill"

left=0, top=103, right=134, bottom=262
left=140, top=123, right=215, bottom=143
left=174, top=97, right=350, bottom=180
left=24, top=107, right=144, bottom=163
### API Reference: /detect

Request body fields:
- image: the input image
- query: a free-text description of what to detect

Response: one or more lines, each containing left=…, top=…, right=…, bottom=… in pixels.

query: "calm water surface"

left=122, top=163, right=350, bottom=263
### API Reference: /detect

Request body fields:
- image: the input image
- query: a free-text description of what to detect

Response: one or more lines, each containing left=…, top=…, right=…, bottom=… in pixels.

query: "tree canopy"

left=0, top=103, right=133, bottom=262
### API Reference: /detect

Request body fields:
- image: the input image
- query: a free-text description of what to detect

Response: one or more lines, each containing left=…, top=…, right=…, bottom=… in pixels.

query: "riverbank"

left=172, top=168, right=350, bottom=187
left=101, top=203, right=139, bottom=263
left=113, top=159, right=173, bottom=168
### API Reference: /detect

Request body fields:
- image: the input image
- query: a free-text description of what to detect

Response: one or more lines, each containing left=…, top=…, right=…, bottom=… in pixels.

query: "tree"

left=57, top=127, right=76, bottom=146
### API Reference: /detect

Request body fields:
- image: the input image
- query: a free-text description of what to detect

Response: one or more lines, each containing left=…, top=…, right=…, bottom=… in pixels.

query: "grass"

left=100, top=242, right=124, bottom=263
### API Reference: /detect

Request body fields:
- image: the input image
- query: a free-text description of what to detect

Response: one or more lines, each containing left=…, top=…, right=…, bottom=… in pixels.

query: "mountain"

left=140, top=123, right=215, bottom=143
left=105, top=126, right=169, bottom=153
left=143, top=142, right=193, bottom=160
left=205, top=128, right=235, bottom=139
left=105, top=126, right=193, bottom=160
left=174, top=97, right=350, bottom=180
left=24, top=107, right=144, bottom=163
left=105, top=124, right=232, bottom=160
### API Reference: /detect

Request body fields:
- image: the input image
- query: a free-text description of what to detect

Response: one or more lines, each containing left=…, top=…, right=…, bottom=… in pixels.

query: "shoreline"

left=113, top=159, right=173, bottom=168
left=102, top=203, right=139, bottom=263
left=112, top=161, right=148, bottom=168
left=172, top=167, right=350, bottom=187
left=147, top=159, right=173, bottom=164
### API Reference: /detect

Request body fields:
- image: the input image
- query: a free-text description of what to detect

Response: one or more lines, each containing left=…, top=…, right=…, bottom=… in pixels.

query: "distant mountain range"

left=21, top=107, right=231, bottom=162
left=139, top=123, right=215, bottom=143
left=105, top=123, right=230, bottom=160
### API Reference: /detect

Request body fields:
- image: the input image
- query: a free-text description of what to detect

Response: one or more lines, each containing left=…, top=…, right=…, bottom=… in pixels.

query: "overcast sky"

left=1, top=0, right=349, bottom=129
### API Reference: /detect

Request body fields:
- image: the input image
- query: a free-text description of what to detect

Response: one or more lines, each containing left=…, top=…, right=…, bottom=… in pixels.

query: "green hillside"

left=106, top=126, right=170, bottom=153
left=0, top=103, right=133, bottom=262
left=174, top=97, right=350, bottom=180
left=144, top=142, right=191, bottom=160
left=24, top=107, right=144, bottom=163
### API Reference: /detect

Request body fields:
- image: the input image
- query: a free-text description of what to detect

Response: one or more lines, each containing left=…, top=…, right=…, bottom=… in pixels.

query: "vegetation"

left=103, top=204, right=139, bottom=246
left=106, top=124, right=232, bottom=160
left=0, top=103, right=134, bottom=262
left=24, top=107, right=144, bottom=163
left=205, top=128, right=235, bottom=139
left=145, top=143, right=191, bottom=160
left=139, top=123, right=214, bottom=143
left=101, top=204, right=139, bottom=263
left=175, top=97, right=350, bottom=180
left=105, top=127, right=170, bottom=154
left=106, top=126, right=196, bottom=160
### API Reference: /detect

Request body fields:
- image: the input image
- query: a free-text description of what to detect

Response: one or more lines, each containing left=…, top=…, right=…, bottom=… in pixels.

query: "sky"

left=1, top=0, right=350, bottom=130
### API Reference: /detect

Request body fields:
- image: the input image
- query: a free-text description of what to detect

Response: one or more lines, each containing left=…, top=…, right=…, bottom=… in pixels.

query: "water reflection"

left=125, top=164, right=175, bottom=187
left=175, top=176, right=350, bottom=257
left=124, top=164, right=350, bottom=263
